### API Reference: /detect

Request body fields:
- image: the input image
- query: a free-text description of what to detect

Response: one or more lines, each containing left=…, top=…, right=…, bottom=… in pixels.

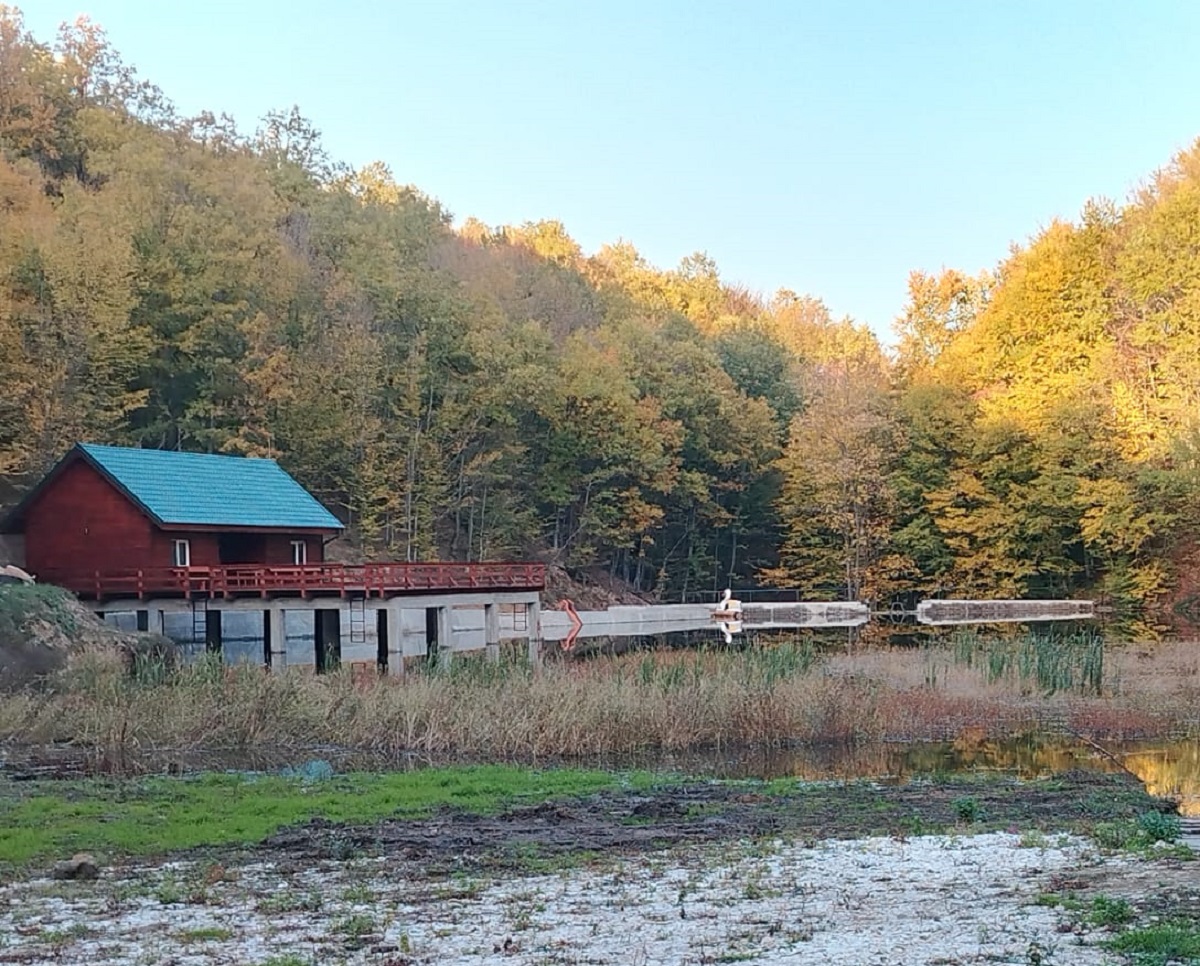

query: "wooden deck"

left=38, top=562, right=545, bottom=601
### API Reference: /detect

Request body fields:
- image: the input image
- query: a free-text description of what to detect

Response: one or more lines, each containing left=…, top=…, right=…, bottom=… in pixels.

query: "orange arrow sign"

left=558, top=598, right=583, bottom=651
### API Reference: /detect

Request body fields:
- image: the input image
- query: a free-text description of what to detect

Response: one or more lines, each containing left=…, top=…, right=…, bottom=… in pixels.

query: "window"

left=290, top=540, right=307, bottom=565
left=172, top=539, right=191, bottom=567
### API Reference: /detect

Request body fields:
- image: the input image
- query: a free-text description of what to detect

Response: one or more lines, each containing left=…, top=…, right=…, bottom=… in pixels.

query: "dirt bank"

left=0, top=584, right=174, bottom=690
left=260, top=771, right=1158, bottom=872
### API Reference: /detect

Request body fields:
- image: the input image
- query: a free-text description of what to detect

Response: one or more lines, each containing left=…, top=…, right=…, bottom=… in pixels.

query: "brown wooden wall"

left=24, top=460, right=157, bottom=574
left=23, top=458, right=326, bottom=574
left=258, top=535, right=324, bottom=564
left=152, top=529, right=220, bottom=567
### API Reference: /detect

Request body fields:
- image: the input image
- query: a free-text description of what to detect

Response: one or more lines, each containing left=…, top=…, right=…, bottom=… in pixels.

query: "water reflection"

left=8, top=736, right=1195, bottom=817
left=640, top=736, right=1200, bottom=817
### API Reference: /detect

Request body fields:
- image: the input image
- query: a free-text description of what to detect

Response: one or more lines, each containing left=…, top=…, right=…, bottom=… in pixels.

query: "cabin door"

left=218, top=533, right=266, bottom=564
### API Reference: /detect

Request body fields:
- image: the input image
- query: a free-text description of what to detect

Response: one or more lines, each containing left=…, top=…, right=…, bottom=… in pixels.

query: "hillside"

left=2, top=9, right=1200, bottom=620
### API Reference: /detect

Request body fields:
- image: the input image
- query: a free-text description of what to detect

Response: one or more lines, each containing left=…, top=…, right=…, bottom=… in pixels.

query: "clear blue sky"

left=23, top=1, right=1200, bottom=341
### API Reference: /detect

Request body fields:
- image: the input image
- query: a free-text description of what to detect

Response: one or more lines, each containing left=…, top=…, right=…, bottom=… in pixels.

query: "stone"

left=51, top=852, right=99, bottom=881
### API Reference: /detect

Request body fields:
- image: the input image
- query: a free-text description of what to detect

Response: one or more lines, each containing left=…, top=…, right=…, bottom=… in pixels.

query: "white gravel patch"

left=0, top=832, right=1129, bottom=965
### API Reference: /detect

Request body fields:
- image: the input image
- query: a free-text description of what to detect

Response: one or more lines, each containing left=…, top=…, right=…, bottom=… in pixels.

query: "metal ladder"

left=191, top=599, right=208, bottom=645
left=348, top=597, right=367, bottom=645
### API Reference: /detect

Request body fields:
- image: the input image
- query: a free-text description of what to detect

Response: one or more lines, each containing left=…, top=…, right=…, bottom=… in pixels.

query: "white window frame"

left=290, top=540, right=308, bottom=565
left=172, top=539, right=191, bottom=567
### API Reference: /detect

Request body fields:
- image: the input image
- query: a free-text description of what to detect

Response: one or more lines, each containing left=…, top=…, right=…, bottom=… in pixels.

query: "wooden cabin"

left=1, top=443, right=344, bottom=584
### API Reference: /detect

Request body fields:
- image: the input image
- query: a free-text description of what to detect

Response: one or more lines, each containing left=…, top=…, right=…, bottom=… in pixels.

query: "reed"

left=2, top=635, right=1198, bottom=771
left=944, top=628, right=1107, bottom=696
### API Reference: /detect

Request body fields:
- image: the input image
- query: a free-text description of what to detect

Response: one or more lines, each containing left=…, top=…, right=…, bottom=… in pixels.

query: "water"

left=691, top=737, right=1200, bottom=815
left=7, top=736, right=1197, bottom=816
left=100, top=599, right=1101, bottom=668
left=75, top=604, right=1196, bottom=812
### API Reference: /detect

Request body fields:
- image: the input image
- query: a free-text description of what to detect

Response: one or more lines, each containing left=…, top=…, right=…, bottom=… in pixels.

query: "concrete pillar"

left=436, top=605, right=454, bottom=670
left=527, top=600, right=542, bottom=666
left=385, top=601, right=405, bottom=676
left=151, top=609, right=166, bottom=636
left=400, top=607, right=428, bottom=663
left=484, top=602, right=501, bottom=663
left=266, top=606, right=287, bottom=672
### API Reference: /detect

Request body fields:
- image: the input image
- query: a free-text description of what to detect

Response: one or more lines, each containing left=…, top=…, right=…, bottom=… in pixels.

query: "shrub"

left=1136, top=810, right=1181, bottom=844
left=1088, top=895, right=1134, bottom=927
left=952, top=796, right=983, bottom=822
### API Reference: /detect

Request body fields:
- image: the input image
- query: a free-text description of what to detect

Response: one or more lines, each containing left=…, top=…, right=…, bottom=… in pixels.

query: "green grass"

left=1090, top=810, right=1184, bottom=853
left=1106, top=923, right=1200, bottom=964
left=257, top=890, right=323, bottom=914
left=0, top=764, right=655, bottom=867
left=334, top=913, right=378, bottom=940
left=0, top=583, right=79, bottom=637
left=176, top=927, right=234, bottom=942
left=1034, top=891, right=1084, bottom=912
left=1088, top=895, right=1134, bottom=928
left=340, top=882, right=375, bottom=904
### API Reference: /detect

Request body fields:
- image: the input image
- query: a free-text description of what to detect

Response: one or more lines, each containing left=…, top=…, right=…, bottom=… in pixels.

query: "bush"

left=952, top=795, right=983, bottom=822
left=1092, top=811, right=1181, bottom=851
left=1088, top=895, right=1133, bottom=927
left=1136, top=810, right=1181, bottom=844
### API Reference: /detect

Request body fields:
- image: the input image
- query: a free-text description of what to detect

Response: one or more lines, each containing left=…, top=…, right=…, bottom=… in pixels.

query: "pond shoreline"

left=3, top=766, right=1196, bottom=964
left=5, top=731, right=1200, bottom=815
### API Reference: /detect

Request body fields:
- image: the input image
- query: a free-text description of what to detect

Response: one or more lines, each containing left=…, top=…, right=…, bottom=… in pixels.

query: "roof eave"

left=0, top=444, right=166, bottom=532
left=155, top=522, right=344, bottom=534
left=77, top=445, right=169, bottom=527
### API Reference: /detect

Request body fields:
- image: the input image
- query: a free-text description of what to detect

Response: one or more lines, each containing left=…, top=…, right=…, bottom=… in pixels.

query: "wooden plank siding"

left=24, top=459, right=157, bottom=574
left=22, top=459, right=324, bottom=577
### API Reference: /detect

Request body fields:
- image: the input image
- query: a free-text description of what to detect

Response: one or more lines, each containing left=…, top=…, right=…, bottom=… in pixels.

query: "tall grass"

left=1, top=634, right=1197, bottom=771
left=935, top=629, right=1106, bottom=696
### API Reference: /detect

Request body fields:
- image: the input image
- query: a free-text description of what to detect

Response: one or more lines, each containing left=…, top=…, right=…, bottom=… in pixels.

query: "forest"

left=2, top=8, right=1199, bottom=622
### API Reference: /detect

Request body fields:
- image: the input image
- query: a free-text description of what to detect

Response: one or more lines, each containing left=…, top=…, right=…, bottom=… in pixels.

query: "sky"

left=22, top=1, right=1200, bottom=341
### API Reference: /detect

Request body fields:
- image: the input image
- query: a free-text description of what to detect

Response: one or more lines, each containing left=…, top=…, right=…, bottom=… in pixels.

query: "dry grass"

left=2, top=636, right=1199, bottom=769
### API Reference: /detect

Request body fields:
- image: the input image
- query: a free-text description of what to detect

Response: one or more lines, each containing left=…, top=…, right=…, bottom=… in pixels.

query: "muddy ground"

left=1, top=771, right=1195, bottom=965
left=257, top=771, right=1160, bottom=873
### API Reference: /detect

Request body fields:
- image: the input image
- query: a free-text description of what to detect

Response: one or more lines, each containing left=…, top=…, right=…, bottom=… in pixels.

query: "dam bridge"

left=74, top=567, right=1095, bottom=675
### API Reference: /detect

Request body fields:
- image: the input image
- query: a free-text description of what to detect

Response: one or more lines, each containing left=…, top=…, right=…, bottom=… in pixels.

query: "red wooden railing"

left=36, top=562, right=545, bottom=601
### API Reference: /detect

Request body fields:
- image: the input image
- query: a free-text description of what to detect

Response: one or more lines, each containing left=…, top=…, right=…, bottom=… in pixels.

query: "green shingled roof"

left=76, top=443, right=343, bottom=530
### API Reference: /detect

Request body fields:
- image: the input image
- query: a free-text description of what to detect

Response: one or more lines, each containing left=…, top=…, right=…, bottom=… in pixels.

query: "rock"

left=51, top=852, right=99, bottom=881
left=0, top=565, right=33, bottom=585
